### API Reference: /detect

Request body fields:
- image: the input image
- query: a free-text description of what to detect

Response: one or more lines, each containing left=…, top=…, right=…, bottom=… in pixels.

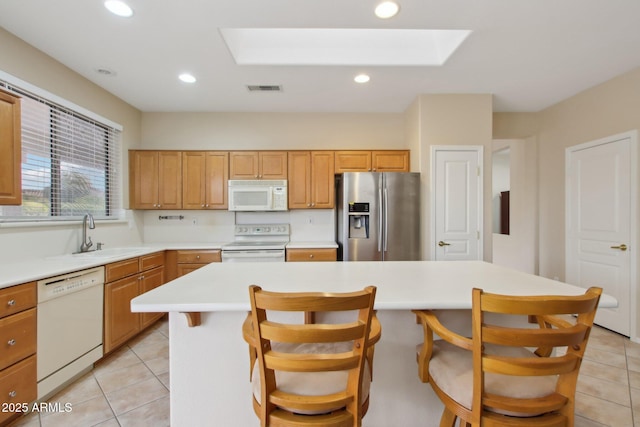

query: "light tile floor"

left=8, top=320, right=640, bottom=426
left=11, top=319, right=170, bottom=427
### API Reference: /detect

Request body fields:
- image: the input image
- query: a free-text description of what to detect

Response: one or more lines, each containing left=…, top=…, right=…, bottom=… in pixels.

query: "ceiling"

left=1, top=0, right=640, bottom=114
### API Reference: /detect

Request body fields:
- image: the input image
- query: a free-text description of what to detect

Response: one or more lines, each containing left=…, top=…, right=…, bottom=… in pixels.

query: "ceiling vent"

left=247, top=85, right=282, bottom=92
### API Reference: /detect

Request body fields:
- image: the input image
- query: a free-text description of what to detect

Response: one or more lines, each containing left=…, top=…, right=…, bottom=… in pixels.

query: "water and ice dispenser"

left=348, top=202, right=369, bottom=239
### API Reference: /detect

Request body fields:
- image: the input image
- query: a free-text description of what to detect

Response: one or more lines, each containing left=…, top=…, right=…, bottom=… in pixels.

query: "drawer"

left=0, top=355, right=37, bottom=425
left=106, top=258, right=139, bottom=282
left=0, top=282, right=36, bottom=319
left=140, top=251, right=165, bottom=272
left=0, top=308, right=36, bottom=371
left=176, top=250, right=221, bottom=264
left=286, top=248, right=337, bottom=262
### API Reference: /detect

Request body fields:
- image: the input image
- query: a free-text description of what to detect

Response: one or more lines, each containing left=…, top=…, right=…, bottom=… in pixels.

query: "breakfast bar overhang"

left=131, top=261, right=617, bottom=427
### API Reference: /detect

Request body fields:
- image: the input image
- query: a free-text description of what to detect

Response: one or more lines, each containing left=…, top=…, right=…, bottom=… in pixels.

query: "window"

left=0, top=79, right=122, bottom=221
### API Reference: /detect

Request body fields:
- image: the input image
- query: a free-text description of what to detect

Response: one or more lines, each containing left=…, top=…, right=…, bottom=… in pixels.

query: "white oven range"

left=221, top=224, right=290, bottom=262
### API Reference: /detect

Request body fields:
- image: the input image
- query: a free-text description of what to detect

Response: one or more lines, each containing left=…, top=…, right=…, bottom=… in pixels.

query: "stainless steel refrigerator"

left=336, top=172, right=421, bottom=261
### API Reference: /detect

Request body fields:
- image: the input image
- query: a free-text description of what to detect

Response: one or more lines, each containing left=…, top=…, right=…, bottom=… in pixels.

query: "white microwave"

left=228, top=180, right=288, bottom=211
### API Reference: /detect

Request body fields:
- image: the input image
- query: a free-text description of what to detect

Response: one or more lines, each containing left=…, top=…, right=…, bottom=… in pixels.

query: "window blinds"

left=0, top=81, right=121, bottom=220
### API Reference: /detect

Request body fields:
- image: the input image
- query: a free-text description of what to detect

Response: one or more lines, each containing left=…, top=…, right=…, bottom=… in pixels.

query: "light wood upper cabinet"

left=182, top=151, right=228, bottom=209
left=335, top=150, right=409, bottom=173
left=288, top=151, right=334, bottom=209
left=0, top=89, right=22, bottom=206
left=310, top=151, right=335, bottom=208
left=129, top=151, right=182, bottom=209
left=334, top=151, right=371, bottom=173
left=372, top=150, right=409, bottom=172
left=229, top=151, right=287, bottom=179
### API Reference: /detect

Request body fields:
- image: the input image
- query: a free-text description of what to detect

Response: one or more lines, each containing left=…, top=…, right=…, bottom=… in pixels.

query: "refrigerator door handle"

left=378, top=187, right=383, bottom=252
left=383, top=187, right=389, bottom=252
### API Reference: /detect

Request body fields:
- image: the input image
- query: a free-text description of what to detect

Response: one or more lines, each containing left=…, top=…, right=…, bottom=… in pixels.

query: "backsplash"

left=142, top=209, right=335, bottom=243
left=0, top=210, right=145, bottom=263
left=0, top=209, right=335, bottom=264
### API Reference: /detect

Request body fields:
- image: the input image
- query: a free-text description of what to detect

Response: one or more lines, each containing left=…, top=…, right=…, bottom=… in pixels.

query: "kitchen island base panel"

left=168, top=310, right=441, bottom=426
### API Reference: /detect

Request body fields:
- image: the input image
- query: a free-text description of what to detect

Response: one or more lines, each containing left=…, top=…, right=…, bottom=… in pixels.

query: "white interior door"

left=432, top=146, right=483, bottom=261
left=566, top=132, right=636, bottom=336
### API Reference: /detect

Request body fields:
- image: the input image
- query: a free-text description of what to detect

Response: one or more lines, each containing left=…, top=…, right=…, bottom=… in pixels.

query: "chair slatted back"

left=249, top=285, right=377, bottom=427
left=471, top=287, right=602, bottom=426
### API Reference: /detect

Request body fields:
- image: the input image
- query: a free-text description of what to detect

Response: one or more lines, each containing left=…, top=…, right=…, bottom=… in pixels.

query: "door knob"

left=438, top=241, right=451, bottom=247
left=610, top=244, right=628, bottom=251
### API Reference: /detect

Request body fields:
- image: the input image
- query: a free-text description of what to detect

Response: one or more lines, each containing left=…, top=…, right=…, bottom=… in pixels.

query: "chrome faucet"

left=80, top=213, right=96, bottom=252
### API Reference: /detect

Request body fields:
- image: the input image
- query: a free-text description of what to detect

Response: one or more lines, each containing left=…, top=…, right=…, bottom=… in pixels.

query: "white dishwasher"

left=37, top=266, right=105, bottom=399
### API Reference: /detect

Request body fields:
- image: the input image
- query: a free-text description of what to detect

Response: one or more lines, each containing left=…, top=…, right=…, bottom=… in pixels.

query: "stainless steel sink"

left=72, top=247, right=147, bottom=258
left=47, top=247, right=148, bottom=261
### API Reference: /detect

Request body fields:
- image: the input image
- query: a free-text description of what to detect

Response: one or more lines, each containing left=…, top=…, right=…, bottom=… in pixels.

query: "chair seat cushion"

left=425, top=340, right=558, bottom=416
left=252, top=341, right=371, bottom=415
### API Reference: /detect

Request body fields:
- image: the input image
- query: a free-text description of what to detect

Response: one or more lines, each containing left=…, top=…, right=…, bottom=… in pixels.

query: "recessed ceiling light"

left=179, top=73, right=197, bottom=83
left=375, top=1, right=400, bottom=19
left=104, top=1, right=133, bottom=18
left=354, top=74, right=370, bottom=84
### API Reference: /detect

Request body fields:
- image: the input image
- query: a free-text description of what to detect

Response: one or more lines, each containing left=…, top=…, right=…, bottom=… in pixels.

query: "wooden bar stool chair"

left=243, top=285, right=379, bottom=427
left=414, top=287, right=602, bottom=427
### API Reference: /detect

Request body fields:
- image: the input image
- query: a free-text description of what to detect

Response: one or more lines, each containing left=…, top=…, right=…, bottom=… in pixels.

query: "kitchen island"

left=131, top=261, right=617, bottom=427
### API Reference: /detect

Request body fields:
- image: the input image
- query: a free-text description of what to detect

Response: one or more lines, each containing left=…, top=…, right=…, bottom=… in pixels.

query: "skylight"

left=219, top=28, right=471, bottom=66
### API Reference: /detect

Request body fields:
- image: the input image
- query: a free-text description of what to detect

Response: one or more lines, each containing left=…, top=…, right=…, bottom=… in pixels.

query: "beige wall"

left=495, top=67, right=640, bottom=283
left=0, top=28, right=145, bottom=262
left=415, top=94, right=494, bottom=260
left=495, top=68, right=640, bottom=339
left=0, top=28, right=142, bottom=151
left=493, top=112, right=540, bottom=139
left=141, top=112, right=406, bottom=151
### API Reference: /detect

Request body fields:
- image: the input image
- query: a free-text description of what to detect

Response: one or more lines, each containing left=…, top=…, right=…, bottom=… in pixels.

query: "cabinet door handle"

left=196, top=255, right=200, bottom=260
left=309, top=254, right=314, bottom=259
left=7, top=339, right=16, bottom=346
left=7, top=299, right=15, bottom=306
left=8, top=390, right=16, bottom=398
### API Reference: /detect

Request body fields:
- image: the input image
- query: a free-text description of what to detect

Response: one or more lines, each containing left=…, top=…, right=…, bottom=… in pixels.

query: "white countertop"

left=0, top=241, right=337, bottom=289
left=131, top=260, right=617, bottom=312
left=0, top=242, right=226, bottom=289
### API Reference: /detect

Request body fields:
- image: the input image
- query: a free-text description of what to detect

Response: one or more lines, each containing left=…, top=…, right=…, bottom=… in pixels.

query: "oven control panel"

left=234, top=224, right=290, bottom=237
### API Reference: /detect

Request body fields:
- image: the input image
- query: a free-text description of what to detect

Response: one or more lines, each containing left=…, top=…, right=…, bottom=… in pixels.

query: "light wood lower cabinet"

left=286, top=248, right=337, bottom=262
left=177, top=250, right=221, bottom=278
left=0, top=282, right=36, bottom=425
left=104, top=252, right=165, bottom=354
